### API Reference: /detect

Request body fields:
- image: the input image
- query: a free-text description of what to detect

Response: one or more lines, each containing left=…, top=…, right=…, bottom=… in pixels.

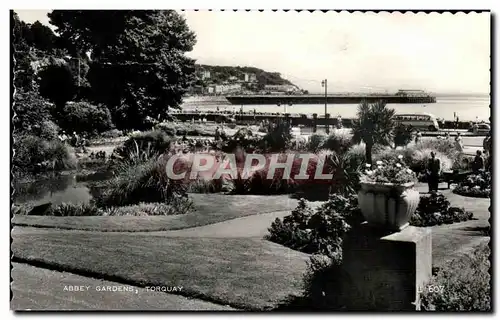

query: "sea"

left=182, top=95, right=490, bottom=122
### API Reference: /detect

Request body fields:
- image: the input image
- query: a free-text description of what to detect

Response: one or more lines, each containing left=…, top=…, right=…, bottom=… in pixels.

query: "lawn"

left=11, top=229, right=310, bottom=310
left=12, top=194, right=298, bottom=232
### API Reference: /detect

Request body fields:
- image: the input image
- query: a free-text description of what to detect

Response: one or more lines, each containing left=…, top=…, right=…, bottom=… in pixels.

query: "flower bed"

left=360, top=154, right=417, bottom=185
left=452, top=171, right=491, bottom=198
left=409, top=192, right=473, bottom=227
left=266, top=194, right=363, bottom=257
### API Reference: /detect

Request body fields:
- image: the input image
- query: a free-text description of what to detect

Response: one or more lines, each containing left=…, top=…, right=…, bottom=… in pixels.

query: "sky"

left=16, top=10, right=490, bottom=94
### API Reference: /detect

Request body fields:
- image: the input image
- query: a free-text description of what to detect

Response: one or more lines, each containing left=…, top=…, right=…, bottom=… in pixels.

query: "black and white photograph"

left=10, top=8, right=491, bottom=312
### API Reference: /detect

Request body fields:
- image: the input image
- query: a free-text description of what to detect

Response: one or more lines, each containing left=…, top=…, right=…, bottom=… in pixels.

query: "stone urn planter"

left=357, top=181, right=420, bottom=231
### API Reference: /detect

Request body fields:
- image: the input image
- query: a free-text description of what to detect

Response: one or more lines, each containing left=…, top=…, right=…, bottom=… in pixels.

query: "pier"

left=225, top=93, right=437, bottom=105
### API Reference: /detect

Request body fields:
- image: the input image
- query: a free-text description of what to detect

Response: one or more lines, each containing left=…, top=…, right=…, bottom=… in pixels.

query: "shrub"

left=58, top=102, right=114, bottom=136
left=347, top=143, right=386, bottom=168
left=13, top=91, right=54, bottom=136
left=453, top=186, right=490, bottom=198
left=245, top=152, right=334, bottom=196
left=100, top=197, right=193, bottom=216
left=260, top=119, right=293, bottom=152
left=91, top=155, right=191, bottom=207
left=421, top=245, right=490, bottom=311
left=307, top=134, right=327, bottom=152
left=115, top=130, right=173, bottom=160
left=13, top=202, right=99, bottom=216
left=408, top=148, right=453, bottom=174
left=51, top=203, right=100, bottom=216
left=413, top=139, right=458, bottom=158
left=266, top=199, right=315, bottom=251
left=155, top=122, right=177, bottom=136
left=409, top=192, right=473, bottom=227
left=328, top=151, right=362, bottom=196
left=31, top=120, right=59, bottom=141
left=100, top=129, right=123, bottom=138
left=13, top=134, right=76, bottom=173
left=452, top=171, right=491, bottom=198
left=13, top=201, right=192, bottom=216
left=320, top=129, right=353, bottom=154
left=451, top=153, right=473, bottom=171
left=302, top=254, right=347, bottom=310
left=393, top=123, right=413, bottom=147
left=222, top=128, right=260, bottom=153
left=187, top=178, right=224, bottom=193
left=173, top=123, right=214, bottom=137
left=266, top=194, right=363, bottom=257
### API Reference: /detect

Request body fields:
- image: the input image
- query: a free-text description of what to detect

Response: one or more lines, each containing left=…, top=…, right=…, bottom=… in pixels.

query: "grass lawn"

left=12, top=230, right=310, bottom=310
left=12, top=194, right=298, bottom=232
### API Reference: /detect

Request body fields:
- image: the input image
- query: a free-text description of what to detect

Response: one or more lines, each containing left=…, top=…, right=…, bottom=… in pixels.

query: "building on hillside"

left=244, top=73, right=257, bottom=83
left=207, top=83, right=242, bottom=95
left=264, top=84, right=299, bottom=93
left=201, top=70, right=211, bottom=80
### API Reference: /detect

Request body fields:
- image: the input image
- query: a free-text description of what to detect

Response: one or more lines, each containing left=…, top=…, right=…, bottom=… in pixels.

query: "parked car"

left=468, top=123, right=490, bottom=134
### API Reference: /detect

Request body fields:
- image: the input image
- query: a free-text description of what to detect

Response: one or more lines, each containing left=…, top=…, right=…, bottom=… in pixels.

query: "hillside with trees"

left=195, top=64, right=295, bottom=89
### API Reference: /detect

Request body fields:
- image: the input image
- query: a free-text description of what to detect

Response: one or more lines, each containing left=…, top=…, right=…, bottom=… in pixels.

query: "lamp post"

left=321, top=79, right=329, bottom=134
left=277, top=101, right=293, bottom=115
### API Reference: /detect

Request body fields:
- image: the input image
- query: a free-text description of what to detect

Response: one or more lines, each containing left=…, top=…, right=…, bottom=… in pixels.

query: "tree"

left=38, top=59, right=77, bottom=113
left=30, top=21, right=57, bottom=52
left=351, top=101, right=395, bottom=164
left=12, top=11, right=35, bottom=91
left=48, top=10, right=197, bottom=130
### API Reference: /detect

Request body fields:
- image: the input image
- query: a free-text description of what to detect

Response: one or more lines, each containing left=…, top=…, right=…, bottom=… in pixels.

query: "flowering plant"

left=360, top=154, right=417, bottom=185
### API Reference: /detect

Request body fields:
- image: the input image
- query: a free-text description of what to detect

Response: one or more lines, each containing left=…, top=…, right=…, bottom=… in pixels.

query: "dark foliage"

left=409, top=192, right=473, bottom=227
left=57, top=101, right=114, bottom=135
left=393, top=123, right=413, bottom=147
left=421, top=245, right=490, bottom=311
left=260, top=119, right=293, bottom=152
left=320, top=131, right=353, bottom=154
left=13, top=134, right=76, bottom=174
left=266, top=194, right=363, bottom=257
left=38, top=60, right=77, bottom=111
left=49, top=10, right=197, bottom=130
left=13, top=91, right=54, bottom=135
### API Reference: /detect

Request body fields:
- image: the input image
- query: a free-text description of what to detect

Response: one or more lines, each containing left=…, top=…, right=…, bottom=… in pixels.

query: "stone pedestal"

left=341, top=224, right=432, bottom=311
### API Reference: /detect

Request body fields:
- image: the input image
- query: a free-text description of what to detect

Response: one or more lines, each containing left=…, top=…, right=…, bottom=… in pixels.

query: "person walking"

left=214, top=126, right=221, bottom=141
left=472, top=122, right=479, bottom=135
left=414, top=130, right=422, bottom=144
left=472, top=150, right=484, bottom=174
left=427, top=151, right=441, bottom=193
left=483, top=131, right=491, bottom=156
left=454, top=132, right=463, bottom=152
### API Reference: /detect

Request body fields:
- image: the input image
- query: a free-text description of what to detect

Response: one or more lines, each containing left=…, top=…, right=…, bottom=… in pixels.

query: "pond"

left=12, top=172, right=112, bottom=206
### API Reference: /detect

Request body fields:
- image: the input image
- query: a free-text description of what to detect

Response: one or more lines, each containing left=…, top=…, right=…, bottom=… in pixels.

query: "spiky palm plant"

left=351, top=100, right=395, bottom=164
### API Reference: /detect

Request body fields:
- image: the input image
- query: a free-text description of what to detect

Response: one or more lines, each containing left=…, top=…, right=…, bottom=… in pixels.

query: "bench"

left=441, top=170, right=472, bottom=189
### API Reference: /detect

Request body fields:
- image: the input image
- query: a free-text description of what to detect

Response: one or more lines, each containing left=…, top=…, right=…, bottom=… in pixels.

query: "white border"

left=3, top=0, right=498, bottom=319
